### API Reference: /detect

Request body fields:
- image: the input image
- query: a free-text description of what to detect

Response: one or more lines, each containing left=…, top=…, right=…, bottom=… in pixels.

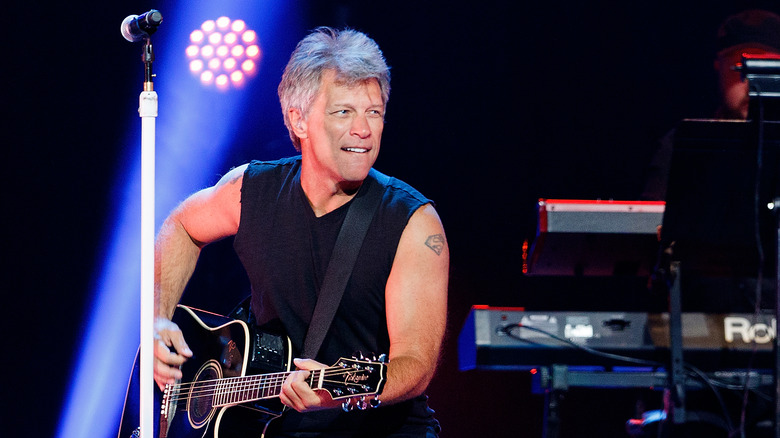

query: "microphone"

left=121, top=10, right=163, bottom=42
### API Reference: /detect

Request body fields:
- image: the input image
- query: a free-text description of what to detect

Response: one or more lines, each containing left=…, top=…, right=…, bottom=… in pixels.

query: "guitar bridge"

left=160, top=384, right=172, bottom=419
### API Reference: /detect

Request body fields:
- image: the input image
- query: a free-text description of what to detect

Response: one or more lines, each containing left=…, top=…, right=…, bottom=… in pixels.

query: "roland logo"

left=724, top=316, right=776, bottom=344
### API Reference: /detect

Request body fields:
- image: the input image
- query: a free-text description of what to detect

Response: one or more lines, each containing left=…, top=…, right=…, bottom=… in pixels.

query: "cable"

left=499, top=323, right=665, bottom=368
left=684, top=363, right=736, bottom=435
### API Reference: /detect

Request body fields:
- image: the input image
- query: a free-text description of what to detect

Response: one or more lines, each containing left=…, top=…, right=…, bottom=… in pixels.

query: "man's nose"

left=351, top=115, right=371, bottom=138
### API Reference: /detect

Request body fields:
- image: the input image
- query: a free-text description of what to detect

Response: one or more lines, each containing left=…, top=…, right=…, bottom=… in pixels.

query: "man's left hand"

left=280, top=358, right=344, bottom=412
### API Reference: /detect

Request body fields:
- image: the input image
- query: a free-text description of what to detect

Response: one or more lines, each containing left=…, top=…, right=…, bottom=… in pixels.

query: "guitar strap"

left=301, top=172, right=388, bottom=359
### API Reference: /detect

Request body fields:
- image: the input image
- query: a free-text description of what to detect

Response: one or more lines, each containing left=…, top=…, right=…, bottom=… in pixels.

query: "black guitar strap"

left=301, top=172, right=388, bottom=359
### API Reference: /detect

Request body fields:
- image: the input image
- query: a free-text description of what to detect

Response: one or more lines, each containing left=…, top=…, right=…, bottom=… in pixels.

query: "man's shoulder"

left=246, top=155, right=302, bottom=175
left=242, top=156, right=302, bottom=186
left=371, top=168, right=430, bottom=206
left=240, top=156, right=302, bottom=200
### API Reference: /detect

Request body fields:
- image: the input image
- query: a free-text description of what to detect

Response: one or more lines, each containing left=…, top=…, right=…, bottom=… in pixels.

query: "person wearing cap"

left=642, top=9, right=780, bottom=201
left=714, top=8, right=780, bottom=120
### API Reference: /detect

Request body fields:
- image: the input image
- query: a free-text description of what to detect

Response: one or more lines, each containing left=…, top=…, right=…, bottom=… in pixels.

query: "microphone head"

left=121, top=10, right=163, bottom=42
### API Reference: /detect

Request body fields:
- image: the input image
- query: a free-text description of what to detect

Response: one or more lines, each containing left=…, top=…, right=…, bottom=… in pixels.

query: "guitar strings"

left=164, top=368, right=379, bottom=404
left=169, top=367, right=368, bottom=392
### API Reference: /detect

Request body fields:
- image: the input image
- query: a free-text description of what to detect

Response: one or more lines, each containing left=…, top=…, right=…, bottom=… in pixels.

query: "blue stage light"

left=56, top=2, right=303, bottom=437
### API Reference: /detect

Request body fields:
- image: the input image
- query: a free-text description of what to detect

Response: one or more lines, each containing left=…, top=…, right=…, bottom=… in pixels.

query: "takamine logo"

left=345, top=372, right=369, bottom=383
left=724, top=316, right=776, bottom=344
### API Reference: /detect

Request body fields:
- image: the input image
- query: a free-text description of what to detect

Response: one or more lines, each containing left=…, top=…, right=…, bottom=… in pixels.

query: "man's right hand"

left=153, top=317, right=193, bottom=391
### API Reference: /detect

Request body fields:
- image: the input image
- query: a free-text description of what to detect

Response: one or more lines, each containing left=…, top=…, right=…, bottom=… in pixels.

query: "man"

left=642, top=8, right=780, bottom=201
left=153, top=27, right=448, bottom=437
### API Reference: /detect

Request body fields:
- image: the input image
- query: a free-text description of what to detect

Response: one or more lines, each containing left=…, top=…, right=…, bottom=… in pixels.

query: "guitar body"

left=117, top=305, right=292, bottom=438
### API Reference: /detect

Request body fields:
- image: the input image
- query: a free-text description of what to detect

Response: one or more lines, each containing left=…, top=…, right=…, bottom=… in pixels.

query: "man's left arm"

left=380, top=202, right=449, bottom=403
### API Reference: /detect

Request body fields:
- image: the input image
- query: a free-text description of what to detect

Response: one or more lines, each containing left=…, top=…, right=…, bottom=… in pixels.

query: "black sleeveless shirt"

left=233, top=156, right=440, bottom=436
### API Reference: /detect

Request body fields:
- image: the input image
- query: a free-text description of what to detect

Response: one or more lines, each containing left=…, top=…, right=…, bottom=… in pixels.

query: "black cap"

left=716, top=9, right=780, bottom=55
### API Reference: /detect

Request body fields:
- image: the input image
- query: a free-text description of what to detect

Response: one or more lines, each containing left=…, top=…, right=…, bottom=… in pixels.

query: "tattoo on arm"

left=424, top=234, right=445, bottom=256
left=228, top=174, right=243, bottom=185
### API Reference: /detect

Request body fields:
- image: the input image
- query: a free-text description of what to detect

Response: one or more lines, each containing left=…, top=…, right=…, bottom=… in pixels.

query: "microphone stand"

left=138, top=37, right=157, bottom=438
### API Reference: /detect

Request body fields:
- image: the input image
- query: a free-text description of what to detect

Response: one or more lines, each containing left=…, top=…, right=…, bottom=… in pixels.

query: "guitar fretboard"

left=212, top=371, right=291, bottom=407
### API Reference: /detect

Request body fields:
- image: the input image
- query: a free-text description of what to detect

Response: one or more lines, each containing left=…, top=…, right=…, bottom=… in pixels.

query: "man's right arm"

left=152, top=164, right=247, bottom=389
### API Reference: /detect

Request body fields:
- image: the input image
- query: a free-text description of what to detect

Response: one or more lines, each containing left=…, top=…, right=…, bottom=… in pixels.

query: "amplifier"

left=527, top=199, right=665, bottom=276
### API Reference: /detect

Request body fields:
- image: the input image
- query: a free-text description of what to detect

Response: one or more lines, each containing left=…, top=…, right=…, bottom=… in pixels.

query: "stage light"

left=189, top=59, right=203, bottom=73
left=190, top=29, right=204, bottom=43
left=231, top=19, right=246, bottom=33
left=242, top=29, right=257, bottom=43
left=216, top=74, right=229, bottom=90
left=242, top=59, right=256, bottom=73
left=216, top=16, right=231, bottom=29
left=230, top=70, right=245, bottom=87
left=188, top=16, right=262, bottom=90
left=246, top=44, right=260, bottom=58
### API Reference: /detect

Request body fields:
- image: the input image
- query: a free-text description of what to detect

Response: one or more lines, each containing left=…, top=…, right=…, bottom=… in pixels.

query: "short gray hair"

left=278, top=27, right=391, bottom=150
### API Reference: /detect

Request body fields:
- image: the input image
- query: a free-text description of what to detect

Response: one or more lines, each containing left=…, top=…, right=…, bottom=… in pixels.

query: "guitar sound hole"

left=187, top=360, right=221, bottom=429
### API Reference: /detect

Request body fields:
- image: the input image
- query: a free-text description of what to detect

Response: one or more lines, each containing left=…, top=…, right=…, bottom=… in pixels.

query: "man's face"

left=300, top=69, right=385, bottom=187
left=716, top=47, right=778, bottom=119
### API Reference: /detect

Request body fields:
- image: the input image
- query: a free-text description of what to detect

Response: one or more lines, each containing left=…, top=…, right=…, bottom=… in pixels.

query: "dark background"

left=6, top=1, right=778, bottom=437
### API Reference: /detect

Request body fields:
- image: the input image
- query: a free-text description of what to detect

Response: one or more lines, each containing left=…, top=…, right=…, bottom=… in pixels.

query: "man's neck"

left=300, top=170, right=362, bottom=217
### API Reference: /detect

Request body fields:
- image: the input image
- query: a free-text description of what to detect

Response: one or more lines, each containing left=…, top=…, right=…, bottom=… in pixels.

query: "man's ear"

left=289, top=108, right=307, bottom=139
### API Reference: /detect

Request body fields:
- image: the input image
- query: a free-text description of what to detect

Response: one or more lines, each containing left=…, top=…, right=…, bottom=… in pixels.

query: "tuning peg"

left=352, top=351, right=366, bottom=360
left=342, top=400, right=354, bottom=412
left=369, top=396, right=381, bottom=408
left=356, top=396, right=369, bottom=410
left=376, top=353, right=387, bottom=363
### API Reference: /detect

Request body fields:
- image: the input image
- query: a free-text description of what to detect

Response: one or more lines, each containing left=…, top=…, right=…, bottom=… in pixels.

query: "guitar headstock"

left=319, top=357, right=387, bottom=401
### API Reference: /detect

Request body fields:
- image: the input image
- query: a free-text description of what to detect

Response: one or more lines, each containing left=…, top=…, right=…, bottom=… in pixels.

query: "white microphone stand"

left=138, top=38, right=157, bottom=438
